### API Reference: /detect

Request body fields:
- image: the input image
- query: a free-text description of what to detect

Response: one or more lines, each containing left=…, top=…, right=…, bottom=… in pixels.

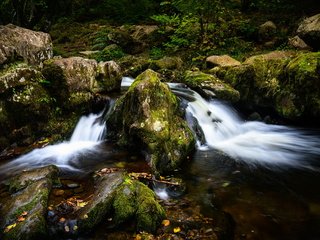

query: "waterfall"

left=0, top=112, right=107, bottom=175
left=172, top=85, right=320, bottom=169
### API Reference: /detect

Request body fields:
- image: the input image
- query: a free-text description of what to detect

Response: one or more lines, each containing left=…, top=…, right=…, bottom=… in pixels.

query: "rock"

left=0, top=24, right=53, bottom=65
left=97, top=60, right=122, bottom=92
left=118, top=55, right=150, bottom=77
left=151, top=56, right=183, bottom=70
left=108, top=30, right=144, bottom=54
left=77, top=172, right=125, bottom=232
left=79, top=50, right=99, bottom=56
left=44, top=57, right=122, bottom=93
left=0, top=165, right=59, bottom=240
left=280, top=51, right=320, bottom=119
left=106, top=69, right=195, bottom=174
left=0, top=63, right=43, bottom=94
left=47, top=57, right=98, bottom=93
left=297, top=13, right=320, bottom=50
left=206, top=55, right=241, bottom=68
left=130, top=25, right=159, bottom=42
left=258, top=21, right=277, bottom=42
left=183, top=70, right=240, bottom=102
left=113, top=178, right=165, bottom=232
left=288, top=35, right=312, bottom=50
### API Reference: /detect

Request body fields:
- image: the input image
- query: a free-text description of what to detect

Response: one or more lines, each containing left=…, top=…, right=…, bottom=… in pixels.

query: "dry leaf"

left=65, top=225, right=70, bottom=232
left=59, top=217, right=66, bottom=223
left=21, top=211, right=28, bottom=216
left=162, top=219, right=170, bottom=227
left=17, top=216, right=25, bottom=222
left=77, top=201, right=88, bottom=208
left=173, top=227, right=181, bottom=233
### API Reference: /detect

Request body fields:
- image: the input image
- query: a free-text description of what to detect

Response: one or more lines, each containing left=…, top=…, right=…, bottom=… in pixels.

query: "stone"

left=97, top=60, right=122, bottom=92
left=108, top=30, right=144, bottom=54
left=288, top=35, right=312, bottom=50
left=183, top=70, right=240, bottom=102
left=206, top=55, right=241, bottom=68
left=151, top=56, right=183, bottom=70
left=297, top=13, right=320, bottom=50
left=0, top=24, right=53, bottom=66
left=106, top=69, right=195, bottom=174
left=0, top=165, right=59, bottom=240
left=258, top=21, right=277, bottom=42
left=130, top=25, right=159, bottom=43
left=118, top=55, right=150, bottom=77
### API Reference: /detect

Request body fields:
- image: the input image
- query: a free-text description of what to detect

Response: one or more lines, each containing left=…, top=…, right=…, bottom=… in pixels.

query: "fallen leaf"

left=162, top=219, right=170, bottom=227
left=4, top=223, right=17, bottom=233
left=59, top=217, right=66, bottom=223
left=77, top=201, right=88, bottom=208
left=21, top=211, right=28, bottom=216
left=173, top=227, right=181, bottom=233
left=65, top=225, right=70, bottom=232
left=73, top=225, right=78, bottom=231
left=222, top=182, right=230, bottom=187
left=17, top=216, right=25, bottom=222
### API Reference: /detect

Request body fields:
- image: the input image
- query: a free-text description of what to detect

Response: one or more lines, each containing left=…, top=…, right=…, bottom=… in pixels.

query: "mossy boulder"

left=297, top=13, right=320, bottom=50
left=113, top=177, right=165, bottom=233
left=77, top=171, right=125, bottom=232
left=150, top=56, right=183, bottom=70
left=118, top=55, right=150, bottom=77
left=0, top=165, right=59, bottom=240
left=183, top=70, right=240, bottom=102
left=106, top=69, right=195, bottom=174
left=97, top=61, right=122, bottom=92
left=279, top=51, right=320, bottom=119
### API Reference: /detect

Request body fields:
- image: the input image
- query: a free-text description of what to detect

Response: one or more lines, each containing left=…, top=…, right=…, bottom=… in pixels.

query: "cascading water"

left=0, top=111, right=107, bottom=176
left=171, top=84, right=320, bottom=169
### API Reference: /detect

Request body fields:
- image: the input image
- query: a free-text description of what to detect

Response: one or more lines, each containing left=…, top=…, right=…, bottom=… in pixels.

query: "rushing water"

left=1, top=77, right=320, bottom=239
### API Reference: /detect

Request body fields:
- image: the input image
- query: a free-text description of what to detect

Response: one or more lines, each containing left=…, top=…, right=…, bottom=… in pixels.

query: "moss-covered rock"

left=0, top=165, right=59, bottom=240
left=106, top=69, right=195, bottom=174
left=118, top=55, right=150, bottom=78
left=113, top=177, right=165, bottom=233
left=77, top=171, right=125, bottom=232
left=183, top=70, right=240, bottom=102
left=150, top=56, right=183, bottom=71
left=281, top=51, right=320, bottom=119
left=97, top=61, right=122, bottom=92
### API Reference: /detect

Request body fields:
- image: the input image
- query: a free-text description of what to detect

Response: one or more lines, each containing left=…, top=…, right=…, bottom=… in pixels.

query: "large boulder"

left=297, top=13, right=320, bottom=50
left=0, top=165, right=59, bottom=240
left=106, top=69, right=195, bottom=174
left=258, top=21, right=277, bottom=42
left=280, top=51, right=320, bottom=119
left=183, top=70, right=240, bottom=102
left=0, top=24, right=53, bottom=66
left=44, top=57, right=122, bottom=93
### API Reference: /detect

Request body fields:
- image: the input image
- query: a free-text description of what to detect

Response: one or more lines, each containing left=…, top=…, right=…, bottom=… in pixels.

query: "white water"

left=182, top=88, right=320, bottom=169
left=0, top=112, right=106, bottom=174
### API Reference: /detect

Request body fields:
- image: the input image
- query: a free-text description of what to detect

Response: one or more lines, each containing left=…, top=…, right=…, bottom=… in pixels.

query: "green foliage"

left=90, top=46, right=125, bottom=62
left=91, top=28, right=111, bottom=51
left=149, top=47, right=165, bottom=60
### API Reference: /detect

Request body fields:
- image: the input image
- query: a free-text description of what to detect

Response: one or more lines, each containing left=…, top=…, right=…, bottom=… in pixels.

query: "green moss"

left=113, top=179, right=165, bottom=233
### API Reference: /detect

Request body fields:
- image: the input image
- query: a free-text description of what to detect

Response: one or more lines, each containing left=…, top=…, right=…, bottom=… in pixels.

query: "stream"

left=0, top=77, right=320, bottom=239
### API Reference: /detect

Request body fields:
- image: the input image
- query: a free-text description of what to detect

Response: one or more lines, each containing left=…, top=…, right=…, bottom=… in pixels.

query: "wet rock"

left=297, top=13, right=320, bottom=50
left=106, top=69, right=195, bottom=174
left=0, top=165, right=59, bottom=240
left=206, top=55, right=241, bottom=68
left=77, top=171, right=125, bottom=232
left=183, top=70, right=240, bottom=102
left=0, top=24, right=53, bottom=66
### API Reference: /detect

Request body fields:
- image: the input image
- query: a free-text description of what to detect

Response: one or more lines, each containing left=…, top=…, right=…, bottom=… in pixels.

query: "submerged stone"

left=106, top=69, right=195, bottom=174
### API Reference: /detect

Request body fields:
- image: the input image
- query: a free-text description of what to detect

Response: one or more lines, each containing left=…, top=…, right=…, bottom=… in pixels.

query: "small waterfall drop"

left=0, top=111, right=107, bottom=175
left=178, top=87, right=320, bottom=169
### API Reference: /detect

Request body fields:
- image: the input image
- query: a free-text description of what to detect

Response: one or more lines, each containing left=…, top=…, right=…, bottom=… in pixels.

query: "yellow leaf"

left=77, top=201, right=88, bottom=208
left=173, top=227, right=181, bottom=233
left=73, top=225, right=78, bottom=231
left=162, top=219, right=170, bottom=227
left=83, top=214, right=88, bottom=219
left=4, top=223, right=17, bottom=233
